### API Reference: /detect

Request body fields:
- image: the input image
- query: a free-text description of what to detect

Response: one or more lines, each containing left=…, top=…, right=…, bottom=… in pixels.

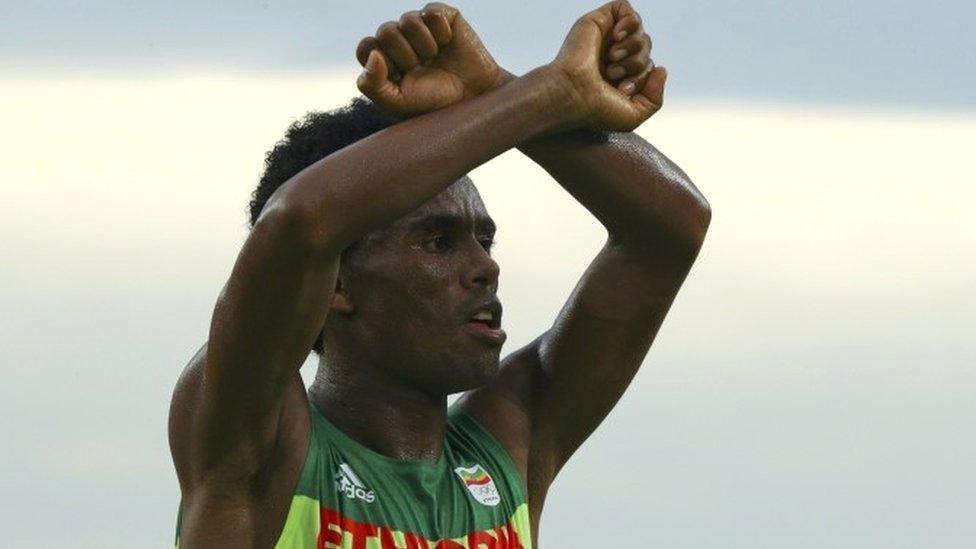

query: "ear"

left=329, top=273, right=355, bottom=314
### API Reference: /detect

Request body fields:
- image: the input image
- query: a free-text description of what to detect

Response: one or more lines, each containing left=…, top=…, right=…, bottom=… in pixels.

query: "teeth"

left=472, top=311, right=493, bottom=321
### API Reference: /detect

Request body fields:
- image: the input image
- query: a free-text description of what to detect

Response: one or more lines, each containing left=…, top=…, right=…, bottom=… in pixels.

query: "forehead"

left=396, top=178, right=495, bottom=233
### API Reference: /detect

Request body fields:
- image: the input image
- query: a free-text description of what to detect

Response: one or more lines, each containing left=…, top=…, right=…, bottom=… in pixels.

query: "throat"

left=307, top=366, right=449, bottom=464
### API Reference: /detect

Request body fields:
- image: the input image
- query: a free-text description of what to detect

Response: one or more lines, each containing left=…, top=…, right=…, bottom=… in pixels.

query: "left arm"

left=454, top=6, right=711, bottom=501
left=457, top=71, right=711, bottom=504
left=511, top=65, right=710, bottom=252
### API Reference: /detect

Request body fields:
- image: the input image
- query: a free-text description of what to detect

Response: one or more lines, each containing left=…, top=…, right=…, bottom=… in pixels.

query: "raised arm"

left=171, top=66, right=567, bottom=531
left=460, top=7, right=712, bottom=513
left=465, top=86, right=712, bottom=498
left=169, top=2, right=659, bottom=544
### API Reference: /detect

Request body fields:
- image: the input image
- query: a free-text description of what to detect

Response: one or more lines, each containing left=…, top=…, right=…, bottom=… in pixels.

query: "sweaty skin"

left=169, top=1, right=711, bottom=547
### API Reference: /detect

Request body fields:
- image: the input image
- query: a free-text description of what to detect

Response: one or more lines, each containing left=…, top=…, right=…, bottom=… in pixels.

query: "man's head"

left=251, top=97, right=503, bottom=396
left=326, top=176, right=503, bottom=395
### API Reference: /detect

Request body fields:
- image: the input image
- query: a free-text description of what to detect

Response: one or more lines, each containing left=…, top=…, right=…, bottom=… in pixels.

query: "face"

left=332, top=177, right=503, bottom=396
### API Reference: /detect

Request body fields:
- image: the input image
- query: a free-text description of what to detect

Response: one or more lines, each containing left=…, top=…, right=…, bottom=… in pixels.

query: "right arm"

left=205, top=62, right=578, bottom=442
left=170, top=56, right=579, bottom=544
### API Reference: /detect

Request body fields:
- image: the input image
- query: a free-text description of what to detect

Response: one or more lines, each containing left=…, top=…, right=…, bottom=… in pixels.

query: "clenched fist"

left=355, top=0, right=666, bottom=134
left=553, top=0, right=667, bottom=132
left=355, top=2, right=502, bottom=117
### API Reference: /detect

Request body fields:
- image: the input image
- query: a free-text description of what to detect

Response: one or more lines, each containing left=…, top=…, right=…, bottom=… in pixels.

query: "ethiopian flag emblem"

left=454, top=464, right=501, bottom=506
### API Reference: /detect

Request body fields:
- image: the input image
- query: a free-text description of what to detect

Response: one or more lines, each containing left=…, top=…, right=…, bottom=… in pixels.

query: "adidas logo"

left=335, top=463, right=376, bottom=503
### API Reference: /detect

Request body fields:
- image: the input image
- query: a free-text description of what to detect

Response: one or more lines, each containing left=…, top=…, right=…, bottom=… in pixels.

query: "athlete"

left=169, top=1, right=711, bottom=547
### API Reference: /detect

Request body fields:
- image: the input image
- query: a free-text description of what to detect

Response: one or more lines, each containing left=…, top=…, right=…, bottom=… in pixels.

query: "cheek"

left=362, top=251, right=459, bottom=328
left=371, top=274, right=449, bottom=329
left=404, top=282, right=453, bottom=330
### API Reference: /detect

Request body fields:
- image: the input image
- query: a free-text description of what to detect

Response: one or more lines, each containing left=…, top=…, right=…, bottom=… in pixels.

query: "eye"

left=480, top=238, right=496, bottom=252
left=423, top=235, right=451, bottom=252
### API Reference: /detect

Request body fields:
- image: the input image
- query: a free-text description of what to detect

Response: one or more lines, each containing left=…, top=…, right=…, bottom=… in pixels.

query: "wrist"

left=525, top=64, right=588, bottom=136
left=488, top=66, right=586, bottom=136
left=497, top=67, right=582, bottom=145
left=495, top=68, right=518, bottom=88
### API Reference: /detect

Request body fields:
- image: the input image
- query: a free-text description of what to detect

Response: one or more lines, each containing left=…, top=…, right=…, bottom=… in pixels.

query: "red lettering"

left=345, top=519, right=377, bottom=549
left=317, top=505, right=527, bottom=549
left=493, top=526, right=508, bottom=548
left=468, top=531, right=498, bottom=548
left=319, top=508, right=342, bottom=548
left=380, top=527, right=432, bottom=549
left=503, top=522, right=524, bottom=549
left=433, top=540, right=466, bottom=549
left=380, top=527, right=405, bottom=549
left=318, top=506, right=377, bottom=549
left=319, top=528, right=342, bottom=549
left=407, top=533, right=432, bottom=549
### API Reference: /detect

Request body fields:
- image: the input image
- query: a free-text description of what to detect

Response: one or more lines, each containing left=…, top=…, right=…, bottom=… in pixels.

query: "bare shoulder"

left=168, top=342, right=312, bottom=545
left=168, top=343, right=209, bottom=481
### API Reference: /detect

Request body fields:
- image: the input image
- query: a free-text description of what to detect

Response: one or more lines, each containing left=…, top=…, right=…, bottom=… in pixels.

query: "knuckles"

left=640, top=33, right=652, bottom=54
left=399, top=10, right=423, bottom=28
left=423, top=2, right=456, bottom=14
left=376, top=21, right=400, bottom=40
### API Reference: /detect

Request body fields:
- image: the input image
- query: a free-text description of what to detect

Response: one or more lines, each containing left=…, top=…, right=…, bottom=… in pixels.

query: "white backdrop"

left=1, top=70, right=973, bottom=547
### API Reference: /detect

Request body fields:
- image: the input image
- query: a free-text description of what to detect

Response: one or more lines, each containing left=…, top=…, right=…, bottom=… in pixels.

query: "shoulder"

left=169, top=344, right=311, bottom=486
left=168, top=343, right=312, bottom=544
left=168, top=343, right=208, bottom=483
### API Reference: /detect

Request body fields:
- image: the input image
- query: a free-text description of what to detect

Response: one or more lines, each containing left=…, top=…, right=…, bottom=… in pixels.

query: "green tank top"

left=175, top=399, right=532, bottom=548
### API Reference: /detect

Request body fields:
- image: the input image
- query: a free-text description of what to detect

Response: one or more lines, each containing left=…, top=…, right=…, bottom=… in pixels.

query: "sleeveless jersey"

left=175, top=399, right=532, bottom=548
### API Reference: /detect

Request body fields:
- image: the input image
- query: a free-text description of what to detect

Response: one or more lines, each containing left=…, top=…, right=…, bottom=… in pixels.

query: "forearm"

left=523, top=130, right=710, bottom=251
left=268, top=65, right=574, bottom=251
left=502, top=71, right=711, bottom=254
left=500, top=69, right=710, bottom=253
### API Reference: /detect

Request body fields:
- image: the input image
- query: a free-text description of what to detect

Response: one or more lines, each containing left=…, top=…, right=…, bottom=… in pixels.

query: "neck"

left=308, top=352, right=448, bottom=464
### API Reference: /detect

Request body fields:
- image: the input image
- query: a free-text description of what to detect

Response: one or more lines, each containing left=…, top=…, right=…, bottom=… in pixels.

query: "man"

left=169, top=1, right=711, bottom=547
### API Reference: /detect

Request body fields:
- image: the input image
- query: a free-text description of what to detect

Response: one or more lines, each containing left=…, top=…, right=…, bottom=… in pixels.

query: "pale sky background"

left=1, top=1, right=974, bottom=547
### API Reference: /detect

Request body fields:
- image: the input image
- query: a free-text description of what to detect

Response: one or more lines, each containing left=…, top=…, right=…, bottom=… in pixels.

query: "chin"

left=442, top=356, right=501, bottom=396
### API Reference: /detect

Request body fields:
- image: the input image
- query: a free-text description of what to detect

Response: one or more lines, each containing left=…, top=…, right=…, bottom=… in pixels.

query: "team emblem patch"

left=454, top=464, right=501, bottom=506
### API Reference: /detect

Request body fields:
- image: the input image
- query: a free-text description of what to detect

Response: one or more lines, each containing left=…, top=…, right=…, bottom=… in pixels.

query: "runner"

left=169, top=1, right=710, bottom=546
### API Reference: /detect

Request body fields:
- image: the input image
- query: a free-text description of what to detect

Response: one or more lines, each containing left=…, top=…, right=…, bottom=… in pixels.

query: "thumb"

left=631, top=65, right=667, bottom=115
left=356, top=50, right=398, bottom=101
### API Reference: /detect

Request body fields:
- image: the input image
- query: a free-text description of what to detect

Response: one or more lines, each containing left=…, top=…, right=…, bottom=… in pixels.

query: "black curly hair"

left=248, top=96, right=403, bottom=355
left=249, top=96, right=402, bottom=226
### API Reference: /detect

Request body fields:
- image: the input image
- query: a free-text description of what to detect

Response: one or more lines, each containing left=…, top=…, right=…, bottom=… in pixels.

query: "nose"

left=461, top=237, right=499, bottom=290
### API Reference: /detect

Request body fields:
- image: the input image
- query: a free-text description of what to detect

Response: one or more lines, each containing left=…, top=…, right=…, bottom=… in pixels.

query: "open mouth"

left=465, top=318, right=506, bottom=345
left=468, top=309, right=501, bottom=330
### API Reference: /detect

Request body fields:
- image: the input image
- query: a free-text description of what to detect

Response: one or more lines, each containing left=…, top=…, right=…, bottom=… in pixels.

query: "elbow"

left=609, top=196, right=711, bottom=260
left=678, top=208, right=711, bottom=260
left=253, top=192, right=343, bottom=257
left=692, top=196, right=712, bottom=244
left=675, top=173, right=712, bottom=249
left=652, top=170, right=712, bottom=251
left=674, top=200, right=711, bottom=259
left=665, top=192, right=713, bottom=254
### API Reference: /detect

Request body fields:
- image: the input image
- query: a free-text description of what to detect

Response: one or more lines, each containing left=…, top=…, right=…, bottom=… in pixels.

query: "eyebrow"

left=407, top=212, right=496, bottom=234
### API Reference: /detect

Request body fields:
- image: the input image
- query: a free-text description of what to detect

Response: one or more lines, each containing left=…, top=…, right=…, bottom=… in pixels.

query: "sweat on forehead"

left=401, top=177, right=490, bottom=227
left=354, top=177, right=491, bottom=251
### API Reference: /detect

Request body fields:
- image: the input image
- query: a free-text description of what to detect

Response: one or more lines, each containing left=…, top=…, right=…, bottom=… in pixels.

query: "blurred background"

left=1, top=1, right=973, bottom=547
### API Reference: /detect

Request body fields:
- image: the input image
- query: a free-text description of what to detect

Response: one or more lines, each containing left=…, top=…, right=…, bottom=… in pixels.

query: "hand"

left=552, top=0, right=667, bottom=132
left=355, top=3, right=503, bottom=118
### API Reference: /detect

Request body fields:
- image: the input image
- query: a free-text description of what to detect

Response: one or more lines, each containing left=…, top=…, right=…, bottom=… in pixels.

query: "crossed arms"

left=170, top=0, right=710, bottom=542
left=353, top=2, right=711, bottom=503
